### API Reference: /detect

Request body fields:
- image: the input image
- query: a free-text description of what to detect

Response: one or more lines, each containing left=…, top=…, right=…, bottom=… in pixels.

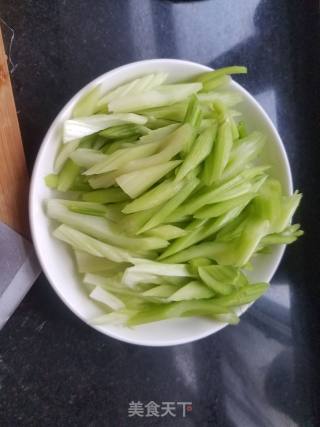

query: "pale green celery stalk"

left=145, top=225, right=186, bottom=240
left=174, top=167, right=265, bottom=216
left=195, top=66, right=247, bottom=83
left=142, top=284, right=177, bottom=298
left=119, top=123, right=193, bottom=173
left=122, top=178, right=184, bottom=214
left=96, top=72, right=168, bottom=109
left=82, top=188, right=129, bottom=203
left=168, top=281, right=214, bottom=301
left=70, top=175, right=91, bottom=191
left=140, top=102, right=187, bottom=122
left=72, top=85, right=101, bottom=118
left=120, top=207, right=158, bottom=235
left=108, top=83, right=202, bottom=113
left=273, top=192, right=302, bottom=233
left=202, top=119, right=233, bottom=185
left=83, top=139, right=163, bottom=175
left=198, top=266, right=236, bottom=295
left=53, top=224, right=137, bottom=262
left=215, top=209, right=249, bottom=242
left=238, top=121, right=247, bottom=138
left=63, top=113, right=147, bottom=143
left=175, top=125, right=217, bottom=181
left=74, top=250, right=127, bottom=274
left=99, top=124, right=148, bottom=140
left=93, top=135, right=108, bottom=150
left=139, top=123, right=179, bottom=143
left=159, top=204, right=246, bottom=259
left=198, top=91, right=242, bottom=107
left=54, top=199, right=109, bottom=217
left=57, top=159, right=80, bottom=192
left=121, top=271, right=165, bottom=288
left=194, top=193, right=254, bottom=219
left=162, top=241, right=231, bottom=264
left=54, top=139, right=80, bottom=172
left=260, top=224, right=303, bottom=246
left=202, top=75, right=231, bottom=92
left=79, top=133, right=98, bottom=148
left=222, top=131, right=265, bottom=181
left=188, top=257, right=212, bottom=275
left=47, top=201, right=168, bottom=252
left=183, top=95, right=201, bottom=128
left=147, top=118, right=177, bottom=129
left=69, top=149, right=108, bottom=168
left=102, top=137, right=138, bottom=154
left=123, top=262, right=193, bottom=279
left=89, top=286, right=125, bottom=310
left=212, top=282, right=269, bottom=307
left=138, top=176, right=199, bottom=233
left=88, top=172, right=118, bottom=189
left=116, top=160, right=181, bottom=198
left=127, top=299, right=233, bottom=326
left=45, top=174, right=58, bottom=189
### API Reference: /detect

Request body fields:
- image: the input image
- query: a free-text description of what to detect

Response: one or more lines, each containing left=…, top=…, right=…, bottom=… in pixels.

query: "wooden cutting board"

left=0, top=27, right=29, bottom=238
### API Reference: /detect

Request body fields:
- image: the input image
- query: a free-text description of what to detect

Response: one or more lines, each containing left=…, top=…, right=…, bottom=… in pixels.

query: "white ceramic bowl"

left=29, top=59, right=292, bottom=346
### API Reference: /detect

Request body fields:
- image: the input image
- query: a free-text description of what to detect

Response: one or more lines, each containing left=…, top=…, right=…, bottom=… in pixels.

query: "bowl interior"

left=29, top=59, right=292, bottom=346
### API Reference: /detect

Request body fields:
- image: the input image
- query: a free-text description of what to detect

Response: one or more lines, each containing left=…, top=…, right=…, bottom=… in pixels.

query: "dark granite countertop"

left=0, top=1, right=319, bottom=426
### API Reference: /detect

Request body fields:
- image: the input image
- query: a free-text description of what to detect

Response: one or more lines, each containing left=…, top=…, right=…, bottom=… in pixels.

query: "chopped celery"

left=116, top=160, right=182, bottom=198
left=138, top=176, right=199, bottom=233
left=238, top=121, right=247, bottom=138
left=63, top=113, right=147, bottom=143
left=202, top=119, right=233, bottom=185
left=142, top=284, right=177, bottom=298
left=175, top=125, right=217, bottom=181
left=89, top=286, right=125, bottom=310
left=108, top=83, right=202, bottom=113
left=99, top=124, right=148, bottom=140
left=194, top=193, right=254, bottom=219
left=45, top=173, right=58, bottom=189
left=69, top=148, right=108, bottom=168
left=140, top=102, right=187, bottom=122
left=198, top=91, right=242, bottom=107
left=202, top=75, right=231, bottom=92
left=213, top=282, right=269, bottom=307
left=145, top=225, right=186, bottom=240
left=72, top=85, right=101, bottom=118
left=139, top=123, right=179, bottom=143
left=168, top=281, right=214, bottom=301
left=122, top=179, right=184, bottom=213
left=88, top=172, right=118, bottom=189
left=198, top=266, right=237, bottom=295
left=74, top=250, right=127, bottom=274
left=82, top=188, right=129, bottom=203
left=57, top=159, right=80, bottom=192
left=195, top=66, right=247, bottom=83
left=54, top=139, right=80, bottom=173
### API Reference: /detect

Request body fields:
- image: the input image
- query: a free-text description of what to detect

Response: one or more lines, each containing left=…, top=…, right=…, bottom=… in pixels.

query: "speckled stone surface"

left=0, top=1, right=319, bottom=426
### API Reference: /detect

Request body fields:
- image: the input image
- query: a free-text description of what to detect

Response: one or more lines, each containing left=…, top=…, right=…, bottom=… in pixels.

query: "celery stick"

left=188, top=257, right=212, bottom=275
left=48, top=201, right=168, bottom=252
left=90, top=286, right=125, bottom=310
left=176, top=125, right=217, bottom=181
left=122, top=178, right=184, bottom=213
left=57, top=200, right=109, bottom=217
left=127, top=299, right=232, bottom=326
left=142, top=285, right=177, bottom=298
left=140, top=102, right=187, bottom=122
left=123, top=261, right=193, bottom=279
left=167, top=281, right=214, bottom=301
left=194, top=193, right=254, bottom=219
left=99, top=124, right=148, bottom=140
left=54, top=139, right=80, bottom=173
left=108, top=83, right=202, bottom=113
left=83, top=139, right=162, bottom=175
left=195, top=66, right=247, bottom=83
left=120, top=207, right=158, bottom=235
left=213, top=283, right=269, bottom=307
left=138, top=176, right=199, bottom=233
left=116, top=160, right=182, bottom=198
left=82, top=188, right=129, bottom=203
left=74, top=250, right=127, bottom=274
left=198, top=91, right=242, bottom=107
left=161, top=241, right=231, bottom=264
left=63, top=113, right=147, bottom=143
left=72, top=85, right=101, bottom=118
left=238, top=121, right=247, bottom=138
left=96, top=72, right=168, bottom=109
left=145, top=225, right=186, bottom=240
left=53, top=224, right=137, bottom=262
left=57, top=159, right=80, bottom=192
left=202, top=75, right=231, bottom=92
left=139, top=123, right=179, bottom=143
left=69, top=149, right=108, bottom=168
left=203, top=119, right=233, bottom=185
left=70, top=175, right=91, bottom=191
left=198, top=266, right=236, bottom=295
left=45, top=174, right=58, bottom=189
left=88, top=172, right=118, bottom=189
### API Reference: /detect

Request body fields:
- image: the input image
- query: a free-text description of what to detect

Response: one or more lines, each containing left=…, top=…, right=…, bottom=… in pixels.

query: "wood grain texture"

left=0, top=27, right=29, bottom=237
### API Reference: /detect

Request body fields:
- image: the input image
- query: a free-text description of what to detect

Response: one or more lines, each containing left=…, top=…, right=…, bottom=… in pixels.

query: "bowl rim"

left=29, top=58, right=293, bottom=346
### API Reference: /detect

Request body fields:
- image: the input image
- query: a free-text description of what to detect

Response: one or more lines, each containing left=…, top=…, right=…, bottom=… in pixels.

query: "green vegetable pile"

left=45, top=66, right=302, bottom=327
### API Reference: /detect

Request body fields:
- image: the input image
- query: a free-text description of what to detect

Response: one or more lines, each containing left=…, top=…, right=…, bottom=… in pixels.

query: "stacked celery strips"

left=45, top=66, right=302, bottom=327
